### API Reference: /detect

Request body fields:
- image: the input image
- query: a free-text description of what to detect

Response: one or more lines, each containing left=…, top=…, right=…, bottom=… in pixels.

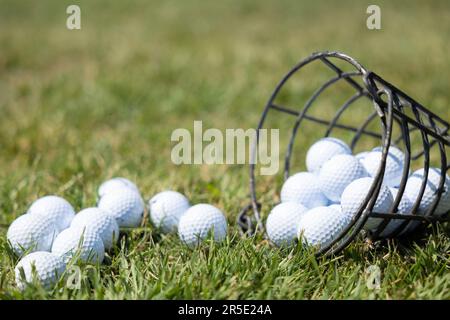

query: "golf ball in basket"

left=280, top=172, right=328, bottom=208
left=319, top=154, right=368, bottom=202
left=266, top=202, right=308, bottom=247
left=148, top=190, right=190, bottom=233
left=378, top=188, right=413, bottom=237
left=341, top=177, right=393, bottom=231
left=404, top=167, right=450, bottom=216
left=178, top=204, right=227, bottom=247
left=306, top=137, right=352, bottom=174
left=52, top=227, right=105, bottom=264
left=98, top=177, right=140, bottom=198
left=27, top=195, right=75, bottom=232
left=15, top=251, right=66, bottom=290
left=7, top=214, right=58, bottom=256
left=361, top=147, right=405, bottom=187
left=98, top=189, right=145, bottom=228
left=297, top=206, right=349, bottom=249
left=71, top=208, right=119, bottom=250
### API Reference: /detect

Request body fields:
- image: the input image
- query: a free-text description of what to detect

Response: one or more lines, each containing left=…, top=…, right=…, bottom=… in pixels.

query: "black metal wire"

left=239, top=51, right=450, bottom=256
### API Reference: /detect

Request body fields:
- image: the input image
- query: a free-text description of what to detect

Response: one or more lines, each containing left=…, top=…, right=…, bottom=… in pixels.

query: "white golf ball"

left=148, top=191, right=190, bottom=234
left=328, top=204, right=342, bottom=213
left=355, top=151, right=369, bottom=162
left=71, top=208, right=119, bottom=250
left=178, top=204, right=228, bottom=247
left=318, top=154, right=368, bottom=202
left=15, top=251, right=66, bottom=290
left=341, top=177, right=393, bottom=231
left=98, top=177, right=140, bottom=198
left=362, top=147, right=405, bottom=187
left=297, top=206, right=349, bottom=249
left=51, top=227, right=105, bottom=264
left=7, top=214, right=58, bottom=257
left=97, top=189, right=144, bottom=228
left=280, top=172, right=328, bottom=208
left=27, top=195, right=75, bottom=232
left=265, top=202, right=308, bottom=247
left=306, top=137, right=352, bottom=174
left=404, top=167, right=450, bottom=216
left=378, top=188, right=413, bottom=237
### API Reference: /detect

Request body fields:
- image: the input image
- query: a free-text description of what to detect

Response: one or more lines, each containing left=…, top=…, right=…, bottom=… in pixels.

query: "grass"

left=0, top=0, right=449, bottom=299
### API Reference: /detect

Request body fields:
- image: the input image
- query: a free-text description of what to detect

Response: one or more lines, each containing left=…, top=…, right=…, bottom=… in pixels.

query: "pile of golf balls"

left=7, top=176, right=228, bottom=290
left=266, top=137, right=450, bottom=249
left=7, top=177, right=143, bottom=290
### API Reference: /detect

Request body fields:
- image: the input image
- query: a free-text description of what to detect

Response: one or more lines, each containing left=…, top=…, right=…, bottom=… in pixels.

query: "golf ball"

left=404, top=167, right=450, bottom=216
left=265, top=202, right=308, bottom=247
left=51, top=227, right=105, bottom=264
left=362, top=147, right=405, bottom=187
left=306, top=137, right=351, bottom=174
left=97, top=188, right=145, bottom=228
left=7, top=214, right=58, bottom=256
left=178, top=204, right=227, bottom=247
left=27, top=195, right=75, bottom=232
left=318, top=154, right=368, bottom=202
left=98, top=177, right=140, bottom=198
left=71, top=208, right=119, bottom=250
left=15, top=251, right=66, bottom=290
left=280, top=172, right=328, bottom=208
left=355, top=151, right=369, bottom=162
left=341, top=177, right=393, bottom=231
left=148, top=190, right=190, bottom=233
left=297, top=206, right=349, bottom=249
left=378, top=188, right=413, bottom=237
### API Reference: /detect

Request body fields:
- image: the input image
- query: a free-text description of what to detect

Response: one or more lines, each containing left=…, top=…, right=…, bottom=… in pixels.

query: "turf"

left=0, top=0, right=449, bottom=299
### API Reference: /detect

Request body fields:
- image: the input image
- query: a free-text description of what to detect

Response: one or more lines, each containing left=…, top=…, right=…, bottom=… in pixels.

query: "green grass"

left=0, top=0, right=449, bottom=299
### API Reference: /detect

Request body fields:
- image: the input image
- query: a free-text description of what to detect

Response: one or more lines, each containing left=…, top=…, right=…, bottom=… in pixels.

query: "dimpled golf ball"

left=98, top=177, right=140, bottom=198
left=148, top=191, right=190, bottom=234
left=297, top=206, right=349, bottom=249
left=265, top=202, right=308, bottom=247
left=280, top=172, right=328, bottom=208
left=27, top=196, right=75, bottom=232
left=378, top=188, right=413, bottom=237
left=7, top=214, right=58, bottom=256
left=318, top=154, right=368, bottom=202
left=98, top=189, right=144, bottom=228
left=15, top=251, right=66, bottom=290
left=306, top=137, right=351, bottom=174
left=362, top=147, right=405, bottom=187
left=341, top=177, right=393, bottom=231
left=51, top=227, right=105, bottom=264
left=70, top=208, right=119, bottom=250
left=178, top=204, right=227, bottom=247
left=404, top=167, right=450, bottom=216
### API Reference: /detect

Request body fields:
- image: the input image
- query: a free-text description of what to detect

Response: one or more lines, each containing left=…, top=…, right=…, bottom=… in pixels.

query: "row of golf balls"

left=8, top=178, right=228, bottom=289
left=266, top=137, right=450, bottom=248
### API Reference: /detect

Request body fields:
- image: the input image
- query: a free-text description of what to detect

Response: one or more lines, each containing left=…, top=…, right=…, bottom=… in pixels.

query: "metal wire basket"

left=238, top=51, right=450, bottom=257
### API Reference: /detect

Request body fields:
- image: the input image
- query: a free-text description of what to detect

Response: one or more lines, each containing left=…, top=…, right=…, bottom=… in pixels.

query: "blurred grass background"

left=0, top=0, right=449, bottom=299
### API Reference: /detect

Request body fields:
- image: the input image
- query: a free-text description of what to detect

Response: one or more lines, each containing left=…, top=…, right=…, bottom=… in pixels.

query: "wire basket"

left=238, top=51, right=450, bottom=257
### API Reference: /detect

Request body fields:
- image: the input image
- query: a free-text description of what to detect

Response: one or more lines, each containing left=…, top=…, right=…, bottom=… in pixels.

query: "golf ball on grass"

left=265, top=202, right=308, bottom=247
left=297, top=206, right=349, bottom=250
left=15, top=251, right=66, bottom=290
left=7, top=214, right=58, bottom=256
left=280, top=172, right=328, bottom=208
left=51, top=227, right=105, bottom=264
left=341, top=177, right=394, bottom=231
left=71, top=208, right=119, bottom=250
left=98, top=189, right=145, bottom=228
left=27, top=195, right=75, bottom=232
left=319, top=154, right=368, bottom=202
left=178, top=204, right=227, bottom=247
left=361, top=147, right=405, bottom=187
left=148, top=191, right=190, bottom=234
left=98, top=177, right=140, bottom=198
left=306, top=137, right=352, bottom=174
